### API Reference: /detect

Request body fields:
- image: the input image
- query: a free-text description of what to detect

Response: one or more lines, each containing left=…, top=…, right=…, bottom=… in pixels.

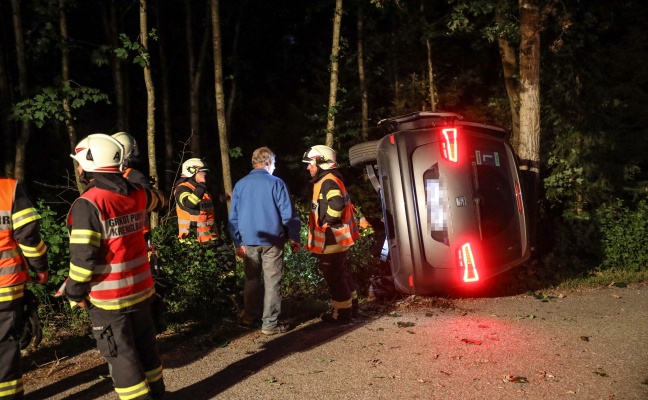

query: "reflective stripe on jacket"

left=0, top=179, right=29, bottom=300
left=175, top=181, right=218, bottom=242
left=69, top=186, right=154, bottom=310
left=307, top=173, right=360, bottom=254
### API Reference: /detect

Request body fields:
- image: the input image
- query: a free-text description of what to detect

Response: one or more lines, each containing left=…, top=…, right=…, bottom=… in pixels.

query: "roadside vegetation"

left=27, top=191, right=648, bottom=351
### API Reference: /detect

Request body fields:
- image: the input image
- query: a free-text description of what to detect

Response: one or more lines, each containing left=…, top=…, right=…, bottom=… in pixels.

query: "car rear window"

left=468, top=137, right=516, bottom=239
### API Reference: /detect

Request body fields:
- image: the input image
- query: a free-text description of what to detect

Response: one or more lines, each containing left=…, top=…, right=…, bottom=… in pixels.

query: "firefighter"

left=0, top=177, right=49, bottom=399
left=111, top=132, right=167, bottom=334
left=302, top=145, right=360, bottom=324
left=111, top=132, right=151, bottom=189
left=66, top=134, right=166, bottom=400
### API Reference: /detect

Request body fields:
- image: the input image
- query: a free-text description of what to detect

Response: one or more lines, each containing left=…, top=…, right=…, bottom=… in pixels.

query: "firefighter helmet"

left=302, top=145, right=338, bottom=170
left=111, top=132, right=139, bottom=160
left=71, top=134, right=124, bottom=173
left=181, top=158, right=209, bottom=177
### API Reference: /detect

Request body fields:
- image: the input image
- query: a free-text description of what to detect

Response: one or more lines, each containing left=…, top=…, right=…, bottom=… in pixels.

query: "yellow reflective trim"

left=325, top=189, right=342, bottom=200
left=12, top=207, right=40, bottom=230
left=332, top=299, right=352, bottom=309
left=90, top=287, right=154, bottom=310
left=69, top=263, right=93, bottom=282
left=0, top=285, right=25, bottom=302
left=114, top=379, right=149, bottom=400
left=70, top=229, right=101, bottom=247
left=0, top=378, right=23, bottom=396
left=19, top=241, right=47, bottom=257
left=145, top=364, right=164, bottom=383
left=326, top=208, right=342, bottom=218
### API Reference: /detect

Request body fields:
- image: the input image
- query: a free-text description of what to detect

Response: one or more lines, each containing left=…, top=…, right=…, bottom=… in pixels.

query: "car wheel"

left=349, top=140, right=379, bottom=167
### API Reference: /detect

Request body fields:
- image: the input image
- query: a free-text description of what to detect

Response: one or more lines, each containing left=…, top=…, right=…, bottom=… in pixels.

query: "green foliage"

left=10, top=84, right=109, bottom=128
left=35, top=201, right=70, bottom=291
left=115, top=31, right=158, bottom=67
left=150, top=219, right=238, bottom=320
left=596, top=200, right=648, bottom=272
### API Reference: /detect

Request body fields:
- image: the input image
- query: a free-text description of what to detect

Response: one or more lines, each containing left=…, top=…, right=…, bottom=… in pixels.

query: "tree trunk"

left=11, top=0, right=30, bottom=181
left=325, top=0, right=343, bottom=148
left=496, top=11, right=520, bottom=149
left=211, top=0, right=233, bottom=209
left=187, top=1, right=211, bottom=159
left=357, top=7, right=369, bottom=140
left=226, top=10, right=243, bottom=129
left=59, top=0, right=82, bottom=192
left=0, top=35, right=14, bottom=176
left=104, top=2, right=128, bottom=132
left=140, top=0, right=159, bottom=227
left=518, top=0, right=541, bottom=249
left=426, top=39, right=436, bottom=112
left=155, top=5, right=172, bottom=192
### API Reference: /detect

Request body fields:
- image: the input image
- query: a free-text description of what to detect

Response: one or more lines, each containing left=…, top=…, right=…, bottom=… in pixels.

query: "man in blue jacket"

left=228, top=147, right=301, bottom=335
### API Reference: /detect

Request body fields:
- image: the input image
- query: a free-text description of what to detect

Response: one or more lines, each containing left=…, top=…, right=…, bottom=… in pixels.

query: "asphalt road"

left=24, top=283, right=648, bottom=400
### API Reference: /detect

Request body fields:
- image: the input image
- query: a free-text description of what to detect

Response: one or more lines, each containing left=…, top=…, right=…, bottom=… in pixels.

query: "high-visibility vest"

left=175, top=181, right=219, bottom=242
left=306, top=173, right=360, bottom=254
left=70, top=186, right=154, bottom=310
left=0, top=179, right=29, bottom=301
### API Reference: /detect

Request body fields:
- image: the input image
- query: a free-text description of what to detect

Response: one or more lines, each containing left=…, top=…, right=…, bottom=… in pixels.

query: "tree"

left=139, top=0, right=160, bottom=227
left=10, top=0, right=31, bottom=181
left=325, top=0, right=344, bottom=147
left=211, top=0, right=233, bottom=204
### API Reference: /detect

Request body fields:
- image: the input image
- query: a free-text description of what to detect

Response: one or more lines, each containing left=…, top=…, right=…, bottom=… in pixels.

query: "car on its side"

left=349, top=111, right=531, bottom=296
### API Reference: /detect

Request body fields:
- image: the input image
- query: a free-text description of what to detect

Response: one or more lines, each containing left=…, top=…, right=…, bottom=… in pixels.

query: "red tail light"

left=459, top=242, right=479, bottom=282
left=514, top=181, right=523, bottom=215
left=439, top=128, right=458, bottom=162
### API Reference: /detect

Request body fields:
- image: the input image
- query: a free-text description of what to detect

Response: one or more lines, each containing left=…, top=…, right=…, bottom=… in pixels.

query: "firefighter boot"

left=352, top=298, right=360, bottom=319
left=321, top=307, right=352, bottom=325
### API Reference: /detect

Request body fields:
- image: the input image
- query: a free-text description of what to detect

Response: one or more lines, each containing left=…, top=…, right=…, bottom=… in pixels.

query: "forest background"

left=1, top=0, right=648, bottom=336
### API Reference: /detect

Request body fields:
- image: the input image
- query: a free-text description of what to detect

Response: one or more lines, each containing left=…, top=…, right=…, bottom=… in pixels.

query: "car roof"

left=377, top=111, right=509, bottom=140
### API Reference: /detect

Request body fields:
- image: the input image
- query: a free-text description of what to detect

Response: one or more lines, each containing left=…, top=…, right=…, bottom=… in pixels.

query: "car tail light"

left=458, top=242, right=479, bottom=282
left=439, top=128, right=458, bottom=162
left=514, top=180, right=523, bottom=215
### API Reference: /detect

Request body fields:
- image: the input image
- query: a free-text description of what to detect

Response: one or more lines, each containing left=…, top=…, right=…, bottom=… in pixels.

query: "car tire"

left=349, top=140, right=379, bottom=167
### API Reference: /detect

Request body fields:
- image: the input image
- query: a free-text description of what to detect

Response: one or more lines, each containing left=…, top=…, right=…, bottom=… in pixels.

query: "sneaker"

left=261, top=324, right=291, bottom=335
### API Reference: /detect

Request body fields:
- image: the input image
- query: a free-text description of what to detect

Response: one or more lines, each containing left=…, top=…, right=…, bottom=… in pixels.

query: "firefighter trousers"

left=316, top=250, right=357, bottom=309
left=87, top=299, right=165, bottom=400
left=0, top=299, right=23, bottom=399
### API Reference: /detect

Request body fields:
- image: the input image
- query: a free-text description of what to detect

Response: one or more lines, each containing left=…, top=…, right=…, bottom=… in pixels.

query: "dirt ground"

left=22, top=282, right=648, bottom=400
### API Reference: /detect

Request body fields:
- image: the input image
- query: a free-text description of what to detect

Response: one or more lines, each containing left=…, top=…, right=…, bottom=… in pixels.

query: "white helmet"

left=71, top=134, right=124, bottom=173
left=111, top=132, right=139, bottom=160
left=302, top=145, right=338, bottom=170
left=181, top=158, right=209, bottom=177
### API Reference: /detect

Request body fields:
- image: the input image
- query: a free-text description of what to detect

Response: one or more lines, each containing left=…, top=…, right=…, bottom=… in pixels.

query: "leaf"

left=504, top=375, right=529, bottom=383
left=387, top=311, right=402, bottom=317
left=461, top=338, right=482, bottom=345
left=265, top=377, right=278, bottom=383
left=396, top=321, right=415, bottom=328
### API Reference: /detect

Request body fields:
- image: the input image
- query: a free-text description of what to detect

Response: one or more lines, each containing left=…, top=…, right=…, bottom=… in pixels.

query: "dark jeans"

left=242, top=245, right=284, bottom=330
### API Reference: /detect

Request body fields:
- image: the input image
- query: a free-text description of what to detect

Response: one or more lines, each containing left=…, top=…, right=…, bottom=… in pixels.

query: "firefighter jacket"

left=64, top=173, right=165, bottom=311
left=174, top=178, right=219, bottom=242
left=0, top=178, right=48, bottom=305
left=123, top=167, right=152, bottom=237
left=306, top=169, right=360, bottom=254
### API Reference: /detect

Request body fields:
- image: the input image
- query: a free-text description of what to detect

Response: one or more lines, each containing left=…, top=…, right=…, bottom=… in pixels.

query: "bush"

left=151, top=218, right=238, bottom=321
left=596, top=200, right=648, bottom=272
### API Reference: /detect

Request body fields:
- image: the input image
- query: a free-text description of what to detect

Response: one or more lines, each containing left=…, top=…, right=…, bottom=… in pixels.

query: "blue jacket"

left=228, top=168, right=301, bottom=247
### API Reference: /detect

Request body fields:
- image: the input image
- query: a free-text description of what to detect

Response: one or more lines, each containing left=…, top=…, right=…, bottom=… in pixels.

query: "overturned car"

left=350, top=112, right=531, bottom=296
